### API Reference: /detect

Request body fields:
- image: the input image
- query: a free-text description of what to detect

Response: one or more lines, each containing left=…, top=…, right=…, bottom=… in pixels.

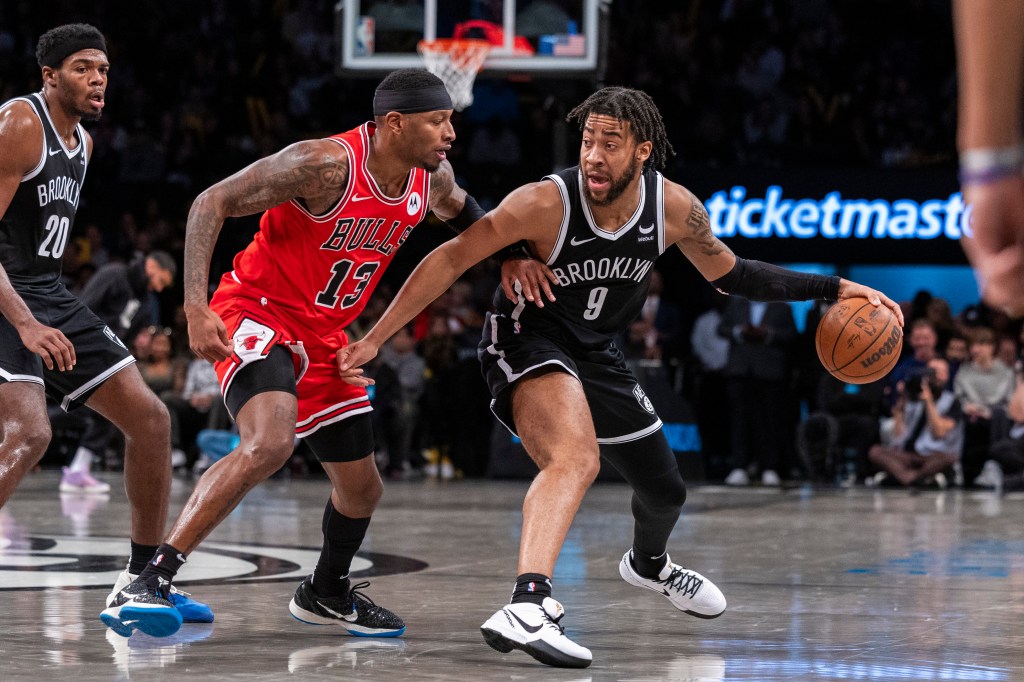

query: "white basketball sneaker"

left=480, top=597, right=592, bottom=668
left=619, top=550, right=726, bottom=618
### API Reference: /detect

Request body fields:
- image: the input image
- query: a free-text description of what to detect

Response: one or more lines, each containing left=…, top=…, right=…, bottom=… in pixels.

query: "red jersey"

left=216, top=122, right=431, bottom=337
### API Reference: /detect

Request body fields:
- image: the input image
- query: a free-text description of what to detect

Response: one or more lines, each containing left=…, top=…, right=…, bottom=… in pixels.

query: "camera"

left=903, top=367, right=936, bottom=400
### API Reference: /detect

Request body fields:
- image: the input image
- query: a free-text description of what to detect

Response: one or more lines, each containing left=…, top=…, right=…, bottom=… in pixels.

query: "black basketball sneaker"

left=288, top=576, right=406, bottom=637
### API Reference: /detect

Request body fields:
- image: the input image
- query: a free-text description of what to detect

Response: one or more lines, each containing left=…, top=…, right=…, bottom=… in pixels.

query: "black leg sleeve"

left=601, top=430, right=687, bottom=558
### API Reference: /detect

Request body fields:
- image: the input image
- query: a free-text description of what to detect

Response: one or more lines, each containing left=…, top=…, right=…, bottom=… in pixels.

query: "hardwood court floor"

left=2, top=470, right=1022, bottom=680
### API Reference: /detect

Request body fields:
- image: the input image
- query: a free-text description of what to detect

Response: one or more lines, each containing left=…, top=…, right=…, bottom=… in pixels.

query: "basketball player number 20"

left=584, top=286, right=608, bottom=320
left=38, top=214, right=71, bottom=259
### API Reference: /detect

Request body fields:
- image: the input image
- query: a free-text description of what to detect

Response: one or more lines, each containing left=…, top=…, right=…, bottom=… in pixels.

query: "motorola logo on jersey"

left=0, top=535, right=427, bottom=591
left=406, top=191, right=422, bottom=216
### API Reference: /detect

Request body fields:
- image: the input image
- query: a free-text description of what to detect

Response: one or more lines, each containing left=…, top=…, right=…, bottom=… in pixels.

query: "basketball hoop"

left=417, top=39, right=491, bottom=111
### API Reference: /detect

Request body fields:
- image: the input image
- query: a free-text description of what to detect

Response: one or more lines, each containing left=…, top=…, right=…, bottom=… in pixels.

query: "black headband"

left=373, top=84, right=452, bottom=116
left=40, top=36, right=107, bottom=68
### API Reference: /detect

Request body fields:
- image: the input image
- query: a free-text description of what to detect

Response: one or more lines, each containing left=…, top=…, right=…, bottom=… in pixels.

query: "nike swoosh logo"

left=48, top=147, right=62, bottom=156
left=318, top=601, right=358, bottom=621
left=351, top=194, right=372, bottom=202
left=638, top=223, right=655, bottom=234
left=507, top=610, right=543, bottom=634
left=570, top=236, right=596, bottom=246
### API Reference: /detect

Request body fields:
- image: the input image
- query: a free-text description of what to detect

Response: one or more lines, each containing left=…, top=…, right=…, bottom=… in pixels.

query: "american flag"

left=552, top=34, right=586, bottom=57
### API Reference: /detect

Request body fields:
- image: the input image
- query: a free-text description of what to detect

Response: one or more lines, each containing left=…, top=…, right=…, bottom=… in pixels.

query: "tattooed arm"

left=183, top=139, right=350, bottom=361
left=426, top=159, right=467, bottom=221
left=669, top=183, right=737, bottom=281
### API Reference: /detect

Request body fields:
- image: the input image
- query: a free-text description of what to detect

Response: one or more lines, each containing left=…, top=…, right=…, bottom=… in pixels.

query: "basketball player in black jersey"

left=0, top=24, right=211, bottom=631
left=336, top=87, right=905, bottom=668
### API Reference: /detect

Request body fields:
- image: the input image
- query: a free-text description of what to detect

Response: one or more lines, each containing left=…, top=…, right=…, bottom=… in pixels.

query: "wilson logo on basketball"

left=860, top=325, right=902, bottom=368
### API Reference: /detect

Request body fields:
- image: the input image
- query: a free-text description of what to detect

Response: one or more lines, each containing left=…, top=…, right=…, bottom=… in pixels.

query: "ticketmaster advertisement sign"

left=688, top=168, right=967, bottom=264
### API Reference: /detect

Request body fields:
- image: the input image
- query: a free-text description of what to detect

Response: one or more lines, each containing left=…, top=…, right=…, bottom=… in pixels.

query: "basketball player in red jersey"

left=102, top=69, right=552, bottom=638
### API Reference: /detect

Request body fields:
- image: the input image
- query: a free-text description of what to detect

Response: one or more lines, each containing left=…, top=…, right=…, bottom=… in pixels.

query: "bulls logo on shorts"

left=633, top=384, right=655, bottom=414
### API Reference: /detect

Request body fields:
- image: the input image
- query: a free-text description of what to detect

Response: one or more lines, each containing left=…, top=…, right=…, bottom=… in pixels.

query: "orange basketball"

left=815, top=297, right=903, bottom=384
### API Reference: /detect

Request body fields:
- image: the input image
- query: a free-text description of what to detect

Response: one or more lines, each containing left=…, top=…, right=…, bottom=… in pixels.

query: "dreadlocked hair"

left=566, top=87, right=675, bottom=171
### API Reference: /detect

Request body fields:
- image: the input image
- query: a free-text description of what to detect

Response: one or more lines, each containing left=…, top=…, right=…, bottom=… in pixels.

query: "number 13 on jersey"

left=315, top=258, right=380, bottom=309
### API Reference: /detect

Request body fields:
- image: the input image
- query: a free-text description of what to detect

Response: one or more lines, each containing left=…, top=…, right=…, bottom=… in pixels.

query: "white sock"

left=69, top=447, right=95, bottom=474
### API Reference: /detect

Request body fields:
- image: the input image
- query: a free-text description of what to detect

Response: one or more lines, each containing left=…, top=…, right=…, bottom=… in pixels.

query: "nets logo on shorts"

left=103, top=326, right=127, bottom=351
left=633, top=384, right=655, bottom=414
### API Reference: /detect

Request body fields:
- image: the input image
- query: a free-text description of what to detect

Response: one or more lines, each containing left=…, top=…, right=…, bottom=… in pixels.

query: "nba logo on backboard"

left=355, top=16, right=374, bottom=56
left=633, top=384, right=655, bottom=414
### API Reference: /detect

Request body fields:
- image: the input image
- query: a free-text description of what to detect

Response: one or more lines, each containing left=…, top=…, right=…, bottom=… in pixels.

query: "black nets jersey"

left=492, top=165, right=667, bottom=348
left=0, top=92, right=88, bottom=288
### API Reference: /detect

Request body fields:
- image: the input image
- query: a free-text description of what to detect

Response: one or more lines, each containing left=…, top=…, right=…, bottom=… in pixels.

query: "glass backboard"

left=337, top=0, right=603, bottom=75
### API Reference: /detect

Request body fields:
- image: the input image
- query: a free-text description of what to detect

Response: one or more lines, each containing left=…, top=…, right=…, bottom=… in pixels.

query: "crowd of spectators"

left=7, top=1, right=1006, bottom=487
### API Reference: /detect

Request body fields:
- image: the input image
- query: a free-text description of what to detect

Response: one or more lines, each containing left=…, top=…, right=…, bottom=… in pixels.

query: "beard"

left=582, top=159, right=641, bottom=207
left=57, top=75, right=103, bottom=122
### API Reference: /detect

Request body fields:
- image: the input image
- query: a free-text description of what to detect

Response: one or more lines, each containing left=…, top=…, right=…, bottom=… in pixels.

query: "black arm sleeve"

left=710, top=257, right=840, bottom=302
left=444, top=193, right=485, bottom=234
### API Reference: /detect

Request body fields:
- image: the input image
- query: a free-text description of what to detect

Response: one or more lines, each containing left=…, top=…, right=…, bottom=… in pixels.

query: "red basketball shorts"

left=210, top=295, right=371, bottom=438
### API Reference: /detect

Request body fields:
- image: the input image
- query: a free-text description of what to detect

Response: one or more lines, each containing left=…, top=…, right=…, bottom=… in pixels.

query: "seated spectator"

left=982, top=360, right=1024, bottom=490
left=797, top=374, right=884, bottom=485
left=996, top=335, right=1019, bottom=369
left=138, top=327, right=185, bottom=399
left=885, top=319, right=939, bottom=410
left=954, top=327, right=1016, bottom=485
left=164, top=356, right=226, bottom=470
left=868, top=357, right=964, bottom=488
left=944, top=332, right=969, bottom=382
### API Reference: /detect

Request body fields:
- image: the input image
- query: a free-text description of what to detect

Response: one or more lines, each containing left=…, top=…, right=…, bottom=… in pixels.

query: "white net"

left=418, top=39, right=491, bottom=111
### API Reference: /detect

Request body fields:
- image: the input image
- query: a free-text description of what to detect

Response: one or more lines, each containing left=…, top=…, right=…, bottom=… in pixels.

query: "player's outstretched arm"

left=0, top=102, right=75, bottom=371
left=338, top=182, right=556, bottom=384
left=954, top=0, right=1024, bottom=316
left=668, top=182, right=903, bottom=326
left=428, top=160, right=558, bottom=307
left=184, top=139, right=351, bottom=361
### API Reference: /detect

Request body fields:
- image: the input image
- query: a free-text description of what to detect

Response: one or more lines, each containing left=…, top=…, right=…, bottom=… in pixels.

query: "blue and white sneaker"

left=107, top=569, right=214, bottom=623
left=101, top=574, right=182, bottom=638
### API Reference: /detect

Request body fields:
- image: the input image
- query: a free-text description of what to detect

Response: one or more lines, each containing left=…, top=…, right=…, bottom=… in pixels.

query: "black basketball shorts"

left=0, top=282, right=134, bottom=411
left=478, top=312, right=663, bottom=444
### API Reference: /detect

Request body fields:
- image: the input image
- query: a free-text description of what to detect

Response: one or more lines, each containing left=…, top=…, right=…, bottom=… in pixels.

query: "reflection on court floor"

left=2, top=471, right=1023, bottom=680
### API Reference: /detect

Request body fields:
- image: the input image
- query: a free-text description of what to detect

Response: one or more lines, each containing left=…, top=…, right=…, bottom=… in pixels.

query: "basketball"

left=815, top=297, right=903, bottom=384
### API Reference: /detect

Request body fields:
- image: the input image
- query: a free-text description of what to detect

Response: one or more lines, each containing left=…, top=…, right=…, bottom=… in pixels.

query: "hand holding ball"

left=815, top=297, right=902, bottom=384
